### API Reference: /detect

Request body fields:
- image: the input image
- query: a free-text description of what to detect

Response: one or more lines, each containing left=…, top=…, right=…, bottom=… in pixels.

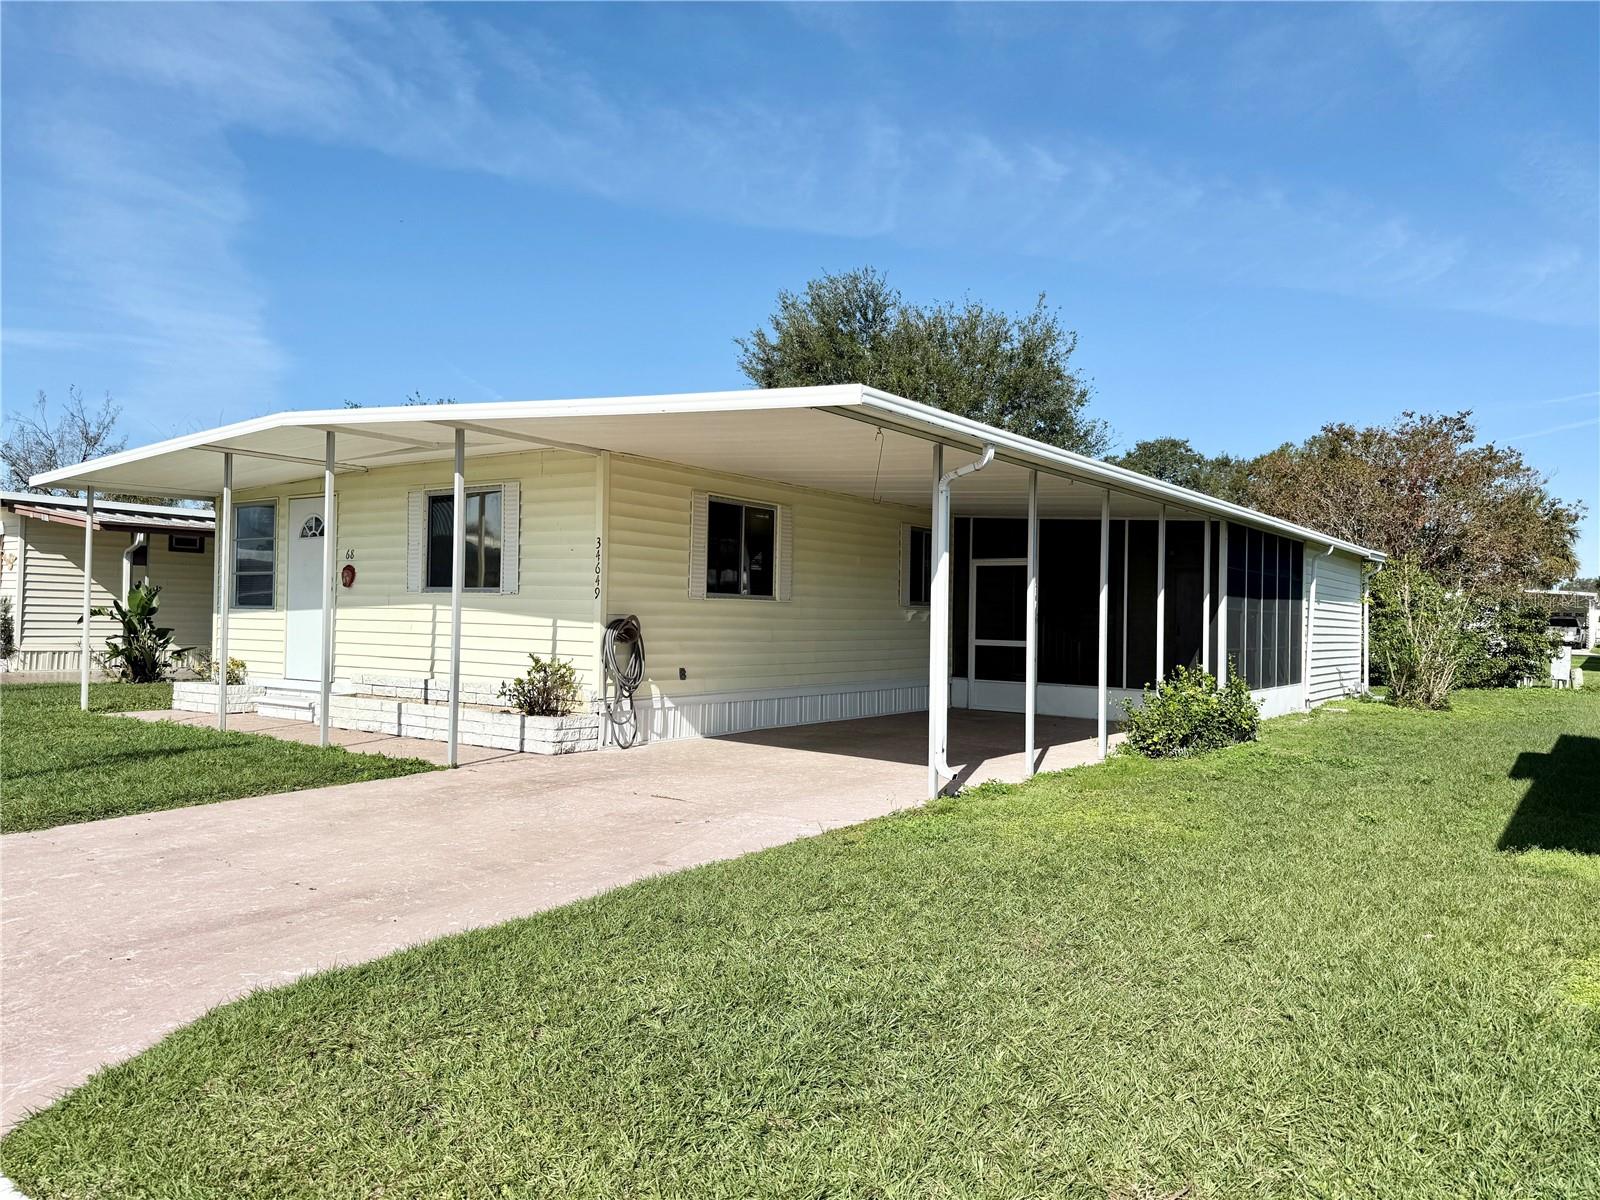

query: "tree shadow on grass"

left=1500, top=735, right=1600, bottom=854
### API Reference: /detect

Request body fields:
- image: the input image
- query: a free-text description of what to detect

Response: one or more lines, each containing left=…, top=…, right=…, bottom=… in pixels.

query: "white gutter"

left=930, top=443, right=996, bottom=791
left=850, top=390, right=1385, bottom=562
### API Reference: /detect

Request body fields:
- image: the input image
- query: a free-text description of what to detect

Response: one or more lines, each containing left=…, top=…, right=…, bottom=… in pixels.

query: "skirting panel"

left=636, top=679, right=929, bottom=743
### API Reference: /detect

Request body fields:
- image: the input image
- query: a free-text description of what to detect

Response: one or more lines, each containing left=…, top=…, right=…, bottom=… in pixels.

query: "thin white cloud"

left=1509, top=416, right=1600, bottom=442
left=4, top=0, right=1595, bottom=429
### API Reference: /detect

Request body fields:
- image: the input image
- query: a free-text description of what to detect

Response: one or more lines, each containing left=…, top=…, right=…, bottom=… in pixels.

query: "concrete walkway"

left=1, top=709, right=1111, bottom=1129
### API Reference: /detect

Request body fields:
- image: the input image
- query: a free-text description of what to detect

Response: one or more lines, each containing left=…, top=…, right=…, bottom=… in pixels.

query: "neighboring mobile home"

left=0, top=492, right=214, bottom=674
left=31, top=386, right=1382, bottom=791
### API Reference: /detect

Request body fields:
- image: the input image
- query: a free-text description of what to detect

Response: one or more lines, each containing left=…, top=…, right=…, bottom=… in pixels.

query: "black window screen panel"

left=1107, top=521, right=1127, bottom=688
left=705, top=499, right=743, bottom=595
left=1038, top=520, right=1103, bottom=686
left=1225, top=529, right=1246, bottom=681
left=972, top=517, right=1027, bottom=559
left=974, top=564, right=1027, bottom=643
left=951, top=518, right=970, bottom=678
left=974, top=645, right=1025, bottom=683
left=1289, top=543, right=1304, bottom=686
left=1124, top=521, right=1158, bottom=689
left=1225, top=527, right=1303, bottom=689
left=1163, top=521, right=1206, bottom=676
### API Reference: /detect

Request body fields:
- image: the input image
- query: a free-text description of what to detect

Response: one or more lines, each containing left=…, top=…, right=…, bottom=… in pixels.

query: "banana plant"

left=85, top=581, right=190, bottom=683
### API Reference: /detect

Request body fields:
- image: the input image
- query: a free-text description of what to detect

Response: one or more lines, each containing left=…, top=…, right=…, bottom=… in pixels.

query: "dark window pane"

left=235, top=504, right=274, bottom=540
left=1289, top=542, right=1304, bottom=685
left=1277, top=537, right=1293, bottom=687
left=232, top=504, right=275, bottom=608
left=427, top=496, right=453, bottom=589
left=706, top=500, right=742, bottom=595
left=1262, top=533, right=1279, bottom=688
left=952, top=519, right=970, bottom=677
left=974, top=644, right=1025, bottom=682
left=974, top=564, right=1027, bottom=641
left=909, top=527, right=932, bottom=605
left=744, top=504, right=775, bottom=597
left=428, top=491, right=503, bottom=590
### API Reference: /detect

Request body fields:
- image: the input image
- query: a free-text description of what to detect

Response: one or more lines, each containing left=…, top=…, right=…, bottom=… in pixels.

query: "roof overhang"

left=28, top=385, right=1383, bottom=560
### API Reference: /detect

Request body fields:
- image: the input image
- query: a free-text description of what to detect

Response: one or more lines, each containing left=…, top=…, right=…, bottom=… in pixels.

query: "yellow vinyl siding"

left=219, top=450, right=597, bottom=691
left=607, top=456, right=928, bottom=702
left=15, top=519, right=125, bottom=648
left=143, top=533, right=215, bottom=653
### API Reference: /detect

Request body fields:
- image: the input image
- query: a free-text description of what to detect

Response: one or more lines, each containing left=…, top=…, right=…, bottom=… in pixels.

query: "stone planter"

left=172, top=680, right=263, bottom=714
left=326, top=694, right=600, bottom=755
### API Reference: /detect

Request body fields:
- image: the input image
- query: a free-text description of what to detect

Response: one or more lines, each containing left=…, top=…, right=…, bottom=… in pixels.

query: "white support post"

left=1024, top=470, right=1039, bottom=776
left=319, top=431, right=336, bottom=747
left=447, top=428, right=466, bottom=768
left=1305, top=547, right=1321, bottom=708
left=1097, top=489, right=1110, bottom=761
left=1155, top=504, right=1167, bottom=687
left=927, top=443, right=945, bottom=798
left=217, top=455, right=232, bottom=730
left=1202, top=519, right=1212, bottom=674
left=80, top=488, right=94, bottom=710
left=1217, top=521, right=1229, bottom=687
left=1120, top=520, right=1129, bottom=687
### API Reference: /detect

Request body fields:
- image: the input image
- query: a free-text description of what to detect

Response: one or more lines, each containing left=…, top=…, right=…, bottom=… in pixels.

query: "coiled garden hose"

left=602, top=614, right=646, bottom=749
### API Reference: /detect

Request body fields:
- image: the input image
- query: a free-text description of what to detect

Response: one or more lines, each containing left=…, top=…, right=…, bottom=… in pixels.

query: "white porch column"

left=217, top=454, right=232, bottom=730
left=79, top=488, right=94, bottom=710
left=1202, top=519, right=1212, bottom=674
left=1097, top=488, right=1110, bottom=760
left=319, top=431, right=336, bottom=747
left=1216, top=521, right=1229, bottom=687
left=447, top=428, right=466, bottom=768
left=1024, top=469, right=1039, bottom=775
left=1304, top=546, right=1321, bottom=707
left=927, top=443, right=945, bottom=798
left=1155, top=504, right=1167, bottom=686
left=1120, top=521, right=1129, bottom=687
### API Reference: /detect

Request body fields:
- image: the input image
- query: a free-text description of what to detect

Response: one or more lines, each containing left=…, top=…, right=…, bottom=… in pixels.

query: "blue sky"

left=3, top=2, right=1597, bottom=570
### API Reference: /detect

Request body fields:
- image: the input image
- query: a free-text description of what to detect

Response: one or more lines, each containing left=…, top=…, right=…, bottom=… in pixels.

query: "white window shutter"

left=687, top=491, right=708, bottom=599
left=777, top=504, right=794, bottom=602
left=406, top=490, right=425, bottom=592
left=499, top=481, right=520, bottom=595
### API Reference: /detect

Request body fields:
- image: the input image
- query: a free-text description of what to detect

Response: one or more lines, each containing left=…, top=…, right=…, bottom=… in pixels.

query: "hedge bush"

left=1120, top=665, right=1260, bottom=759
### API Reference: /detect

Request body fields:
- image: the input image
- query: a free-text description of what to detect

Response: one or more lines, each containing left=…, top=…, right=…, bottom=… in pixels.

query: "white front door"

left=284, top=496, right=328, bottom=681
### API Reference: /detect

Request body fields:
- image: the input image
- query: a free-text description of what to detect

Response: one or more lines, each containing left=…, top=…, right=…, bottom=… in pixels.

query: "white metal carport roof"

left=30, top=385, right=1382, bottom=560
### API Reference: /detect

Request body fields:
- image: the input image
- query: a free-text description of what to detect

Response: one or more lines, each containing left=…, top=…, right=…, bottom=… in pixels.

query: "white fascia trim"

left=0, top=490, right=213, bottom=519
left=853, top=389, right=1385, bottom=562
left=27, top=386, right=869, bottom=491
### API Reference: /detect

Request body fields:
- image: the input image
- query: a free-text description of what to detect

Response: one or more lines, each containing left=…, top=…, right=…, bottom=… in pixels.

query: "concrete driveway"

left=1, top=708, right=1106, bottom=1128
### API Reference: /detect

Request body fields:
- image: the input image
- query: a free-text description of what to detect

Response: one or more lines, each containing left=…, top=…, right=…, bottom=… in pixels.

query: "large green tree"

left=1245, top=411, right=1582, bottom=594
left=1109, top=437, right=1252, bottom=503
left=737, top=268, right=1110, bottom=455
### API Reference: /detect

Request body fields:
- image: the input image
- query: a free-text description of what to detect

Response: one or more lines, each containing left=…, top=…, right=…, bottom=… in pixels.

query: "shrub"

left=1120, top=664, right=1260, bottom=759
left=1369, top=557, right=1469, bottom=710
left=191, top=651, right=247, bottom=686
left=89, top=581, right=188, bottom=683
left=1458, top=597, right=1560, bottom=689
left=0, top=595, right=14, bottom=660
left=499, top=653, right=583, bottom=717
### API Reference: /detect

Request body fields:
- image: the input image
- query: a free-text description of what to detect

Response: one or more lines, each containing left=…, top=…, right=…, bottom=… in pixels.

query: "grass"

left=0, top=682, right=437, bottom=833
left=5, top=688, right=1600, bottom=1198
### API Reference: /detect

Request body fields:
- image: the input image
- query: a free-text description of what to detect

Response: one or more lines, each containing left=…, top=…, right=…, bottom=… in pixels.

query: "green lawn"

left=0, top=682, right=437, bottom=833
left=5, top=689, right=1599, bottom=1198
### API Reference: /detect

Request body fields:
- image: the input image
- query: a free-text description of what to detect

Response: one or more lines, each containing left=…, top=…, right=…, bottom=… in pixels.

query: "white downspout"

left=1024, top=469, right=1039, bottom=776
left=1155, top=504, right=1167, bottom=687
left=122, top=532, right=148, bottom=602
left=217, top=455, right=232, bottom=730
left=319, top=431, right=336, bottom=748
left=929, top=443, right=996, bottom=792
